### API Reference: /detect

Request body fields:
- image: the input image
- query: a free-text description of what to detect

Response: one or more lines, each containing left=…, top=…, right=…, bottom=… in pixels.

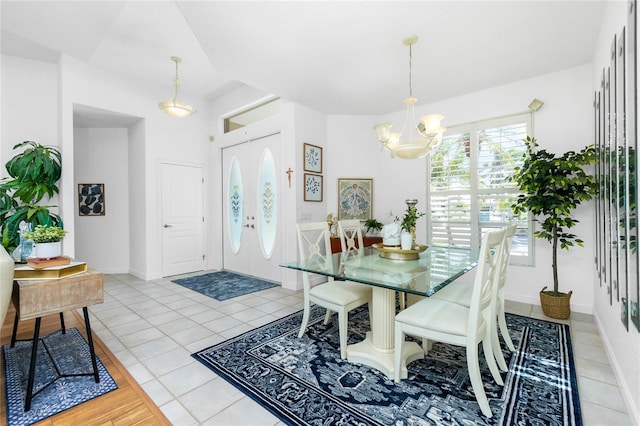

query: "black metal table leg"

left=25, top=317, right=41, bottom=411
left=82, top=307, right=100, bottom=383
left=59, top=312, right=66, bottom=334
left=10, top=312, right=19, bottom=347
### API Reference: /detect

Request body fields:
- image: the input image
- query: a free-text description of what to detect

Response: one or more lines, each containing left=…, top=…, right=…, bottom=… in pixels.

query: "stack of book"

left=14, top=256, right=87, bottom=279
left=27, top=256, right=71, bottom=269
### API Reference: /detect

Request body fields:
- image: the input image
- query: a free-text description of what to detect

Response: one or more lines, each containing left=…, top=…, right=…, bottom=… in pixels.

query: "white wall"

left=591, top=1, right=640, bottom=422
left=293, top=104, right=329, bottom=223
left=73, top=127, right=130, bottom=273
left=1, top=55, right=60, bottom=208
left=128, top=120, right=147, bottom=277
left=327, top=114, right=425, bottom=224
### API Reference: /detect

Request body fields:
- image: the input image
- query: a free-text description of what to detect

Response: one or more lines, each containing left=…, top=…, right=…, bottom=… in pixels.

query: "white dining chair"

left=337, top=219, right=364, bottom=253
left=393, top=228, right=506, bottom=418
left=430, top=224, right=517, bottom=371
left=296, top=222, right=372, bottom=359
left=494, top=225, right=517, bottom=353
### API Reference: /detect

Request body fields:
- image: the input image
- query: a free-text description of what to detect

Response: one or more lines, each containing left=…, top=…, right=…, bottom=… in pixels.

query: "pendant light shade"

left=158, top=56, right=196, bottom=118
left=373, top=36, right=445, bottom=159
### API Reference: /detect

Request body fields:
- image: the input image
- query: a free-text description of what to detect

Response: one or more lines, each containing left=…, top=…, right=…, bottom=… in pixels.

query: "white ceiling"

left=1, top=1, right=608, bottom=116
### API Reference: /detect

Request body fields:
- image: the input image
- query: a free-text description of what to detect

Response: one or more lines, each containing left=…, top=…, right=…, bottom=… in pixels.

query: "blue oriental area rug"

left=3, top=328, right=118, bottom=426
left=172, top=270, right=279, bottom=301
left=193, top=305, right=582, bottom=425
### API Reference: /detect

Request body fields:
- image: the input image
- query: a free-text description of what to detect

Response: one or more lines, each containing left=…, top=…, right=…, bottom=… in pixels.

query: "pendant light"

left=158, top=56, right=197, bottom=118
left=373, top=36, right=445, bottom=159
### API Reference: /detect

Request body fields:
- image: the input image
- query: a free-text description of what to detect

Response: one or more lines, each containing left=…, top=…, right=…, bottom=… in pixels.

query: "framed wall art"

left=78, top=183, right=105, bottom=216
left=303, top=143, right=323, bottom=173
left=304, top=173, right=323, bottom=202
left=337, top=178, right=372, bottom=220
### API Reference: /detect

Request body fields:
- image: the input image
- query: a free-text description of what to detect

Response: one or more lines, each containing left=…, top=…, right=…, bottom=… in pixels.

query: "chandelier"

left=158, top=56, right=197, bottom=118
left=373, top=36, right=445, bottom=159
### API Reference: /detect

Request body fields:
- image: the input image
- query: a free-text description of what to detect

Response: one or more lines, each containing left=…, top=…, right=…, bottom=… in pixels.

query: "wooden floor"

left=0, top=303, right=171, bottom=426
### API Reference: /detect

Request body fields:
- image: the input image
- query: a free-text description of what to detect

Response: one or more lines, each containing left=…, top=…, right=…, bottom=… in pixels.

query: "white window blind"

left=427, top=113, right=533, bottom=265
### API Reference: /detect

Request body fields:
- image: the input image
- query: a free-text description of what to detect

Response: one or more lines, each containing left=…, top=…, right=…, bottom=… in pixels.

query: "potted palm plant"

left=0, top=141, right=63, bottom=253
left=510, top=136, right=598, bottom=319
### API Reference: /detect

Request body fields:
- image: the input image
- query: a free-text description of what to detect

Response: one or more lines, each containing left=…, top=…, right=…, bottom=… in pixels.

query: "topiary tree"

left=0, top=141, right=63, bottom=252
left=510, top=136, right=598, bottom=295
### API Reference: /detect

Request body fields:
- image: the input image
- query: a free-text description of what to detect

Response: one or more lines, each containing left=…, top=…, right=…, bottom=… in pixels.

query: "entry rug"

left=193, top=305, right=582, bottom=425
left=172, top=270, right=279, bottom=301
left=3, top=328, right=118, bottom=426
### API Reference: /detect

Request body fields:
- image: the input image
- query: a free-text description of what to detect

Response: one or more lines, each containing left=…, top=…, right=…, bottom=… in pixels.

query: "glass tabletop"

left=280, top=245, right=480, bottom=296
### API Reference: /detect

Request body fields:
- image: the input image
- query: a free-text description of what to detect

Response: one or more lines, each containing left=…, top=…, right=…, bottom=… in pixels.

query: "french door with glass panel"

left=222, top=133, right=282, bottom=282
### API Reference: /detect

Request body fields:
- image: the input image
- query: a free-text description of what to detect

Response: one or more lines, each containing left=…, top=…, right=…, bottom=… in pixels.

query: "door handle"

left=164, top=224, right=172, bottom=228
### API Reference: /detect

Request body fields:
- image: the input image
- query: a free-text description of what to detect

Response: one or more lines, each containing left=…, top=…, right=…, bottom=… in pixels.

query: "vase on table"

left=401, top=232, right=413, bottom=250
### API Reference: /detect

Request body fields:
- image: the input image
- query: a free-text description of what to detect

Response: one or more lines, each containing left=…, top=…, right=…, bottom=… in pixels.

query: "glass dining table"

left=281, top=245, right=480, bottom=379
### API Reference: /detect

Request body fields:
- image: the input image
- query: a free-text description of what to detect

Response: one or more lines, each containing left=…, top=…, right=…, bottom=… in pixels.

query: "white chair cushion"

left=396, top=298, right=469, bottom=337
left=310, top=281, right=371, bottom=305
left=432, top=281, right=472, bottom=307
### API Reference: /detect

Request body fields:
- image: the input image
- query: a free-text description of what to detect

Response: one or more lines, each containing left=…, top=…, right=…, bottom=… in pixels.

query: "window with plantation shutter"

left=427, top=112, right=533, bottom=265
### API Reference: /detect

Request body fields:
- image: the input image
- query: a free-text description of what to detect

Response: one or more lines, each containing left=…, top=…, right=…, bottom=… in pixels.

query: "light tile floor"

left=86, top=272, right=633, bottom=425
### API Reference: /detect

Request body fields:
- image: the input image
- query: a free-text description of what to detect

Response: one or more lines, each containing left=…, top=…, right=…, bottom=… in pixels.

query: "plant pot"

left=400, top=232, right=413, bottom=250
left=539, top=286, right=572, bottom=319
left=34, top=241, right=62, bottom=260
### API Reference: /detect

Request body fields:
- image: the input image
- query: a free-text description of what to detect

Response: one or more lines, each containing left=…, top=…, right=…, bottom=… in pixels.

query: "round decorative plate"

left=372, top=243, right=428, bottom=260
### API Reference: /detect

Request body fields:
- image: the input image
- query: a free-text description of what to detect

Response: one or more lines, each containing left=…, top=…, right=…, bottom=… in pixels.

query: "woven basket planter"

left=539, top=286, right=572, bottom=320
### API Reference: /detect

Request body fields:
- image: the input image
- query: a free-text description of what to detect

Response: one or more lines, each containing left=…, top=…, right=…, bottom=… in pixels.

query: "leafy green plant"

left=364, top=218, right=384, bottom=234
left=391, top=204, right=426, bottom=234
left=510, top=136, right=598, bottom=295
left=0, top=141, right=63, bottom=251
left=25, top=225, right=67, bottom=243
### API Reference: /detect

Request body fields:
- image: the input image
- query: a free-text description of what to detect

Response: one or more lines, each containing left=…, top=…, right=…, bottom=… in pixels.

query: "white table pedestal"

left=347, top=286, right=423, bottom=379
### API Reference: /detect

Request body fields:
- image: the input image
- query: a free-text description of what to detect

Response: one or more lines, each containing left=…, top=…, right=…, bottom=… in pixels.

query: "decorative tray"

left=372, top=243, right=428, bottom=261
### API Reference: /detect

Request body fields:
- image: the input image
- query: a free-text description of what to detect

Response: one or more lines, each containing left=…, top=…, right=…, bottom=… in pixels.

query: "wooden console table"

left=330, top=236, right=382, bottom=253
left=10, top=269, right=104, bottom=411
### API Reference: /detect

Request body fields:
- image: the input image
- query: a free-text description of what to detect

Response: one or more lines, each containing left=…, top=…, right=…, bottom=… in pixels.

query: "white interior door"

left=222, top=133, right=282, bottom=282
left=161, top=163, right=205, bottom=276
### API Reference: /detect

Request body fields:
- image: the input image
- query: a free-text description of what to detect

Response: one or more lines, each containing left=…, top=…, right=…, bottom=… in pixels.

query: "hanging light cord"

left=172, top=58, right=181, bottom=104
left=408, top=42, right=413, bottom=98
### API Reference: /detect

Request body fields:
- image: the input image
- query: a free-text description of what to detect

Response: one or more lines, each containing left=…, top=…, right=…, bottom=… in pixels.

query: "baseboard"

left=127, top=268, right=149, bottom=281
left=281, top=277, right=303, bottom=291
left=504, top=293, right=592, bottom=315
left=91, top=267, right=128, bottom=274
left=593, top=312, right=640, bottom=424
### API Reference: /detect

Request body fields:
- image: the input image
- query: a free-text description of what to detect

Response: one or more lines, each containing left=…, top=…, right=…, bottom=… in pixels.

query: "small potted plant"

left=26, top=225, right=67, bottom=259
left=364, top=218, right=384, bottom=236
left=510, top=136, right=598, bottom=319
